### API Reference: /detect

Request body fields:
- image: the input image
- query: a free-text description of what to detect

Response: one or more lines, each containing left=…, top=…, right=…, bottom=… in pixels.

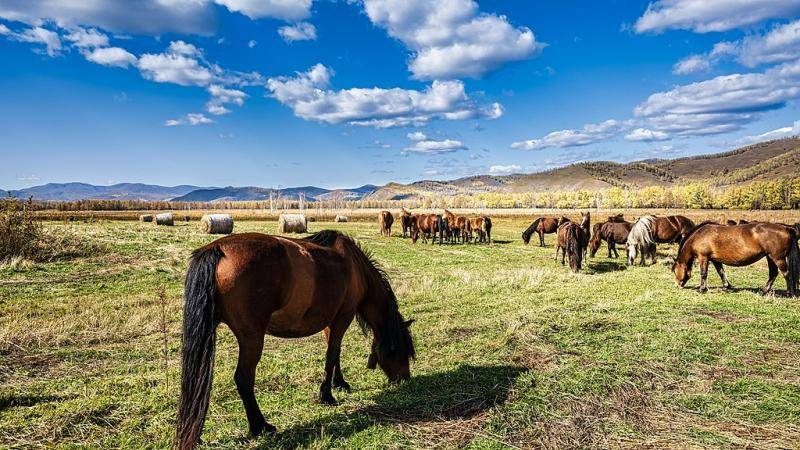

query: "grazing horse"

left=579, top=212, right=591, bottom=258
left=176, top=230, right=415, bottom=450
left=379, top=210, right=394, bottom=237
left=590, top=220, right=633, bottom=258
left=673, top=222, right=799, bottom=296
left=555, top=221, right=586, bottom=272
left=471, top=217, right=492, bottom=244
left=400, top=208, right=413, bottom=238
left=522, top=217, right=561, bottom=246
left=626, top=215, right=695, bottom=265
left=411, top=214, right=445, bottom=245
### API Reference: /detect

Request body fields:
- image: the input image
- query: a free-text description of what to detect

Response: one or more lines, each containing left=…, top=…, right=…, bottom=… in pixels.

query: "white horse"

left=626, top=216, right=657, bottom=265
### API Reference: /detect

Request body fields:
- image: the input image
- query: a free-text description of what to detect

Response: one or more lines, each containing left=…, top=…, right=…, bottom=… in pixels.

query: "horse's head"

left=589, top=233, right=601, bottom=257
left=672, top=260, right=691, bottom=288
left=626, top=242, right=637, bottom=265
left=367, top=319, right=414, bottom=383
left=410, top=217, right=420, bottom=243
left=522, top=231, right=531, bottom=244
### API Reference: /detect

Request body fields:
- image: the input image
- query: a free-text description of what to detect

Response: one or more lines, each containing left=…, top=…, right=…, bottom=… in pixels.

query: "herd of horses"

left=176, top=210, right=800, bottom=449
left=379, top=208, right=493, bottom=244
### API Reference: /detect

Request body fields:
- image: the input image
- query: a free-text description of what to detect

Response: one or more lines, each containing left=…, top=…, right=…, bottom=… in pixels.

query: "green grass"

left=1, top=217, right=799, bottom=449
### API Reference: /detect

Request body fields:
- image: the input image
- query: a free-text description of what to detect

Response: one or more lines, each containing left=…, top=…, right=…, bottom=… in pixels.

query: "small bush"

left=0, top=196, right=95, bottom=262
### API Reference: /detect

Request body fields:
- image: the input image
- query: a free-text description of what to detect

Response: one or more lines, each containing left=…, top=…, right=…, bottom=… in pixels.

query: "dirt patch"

left=694, top=309, right=752, bottom=324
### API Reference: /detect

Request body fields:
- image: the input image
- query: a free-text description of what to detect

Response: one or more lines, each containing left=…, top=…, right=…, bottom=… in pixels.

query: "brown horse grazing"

left=400, top=208, right=413, bottom=238
left=379, top=210, right=394, bottom=237
left=590, top=220, right=633, bottom=258
left=626, top=215, right=696, bottom=265
left=579, top=212, right=591, bottom=258
left=471, top=217, right=492, bottom=244
left=522, top=217, right=561, bottom=246
left=555, top=221, right=586, bottom=272
left=411, top=214, right=445, bottom=245
left=176, top=230, right=415, bottom=450
left=673, top=222, right=799, bottom=296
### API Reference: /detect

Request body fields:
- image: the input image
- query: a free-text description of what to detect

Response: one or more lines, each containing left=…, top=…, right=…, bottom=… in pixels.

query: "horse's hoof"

left=722, top=285, right=733, bottom=292
left=251, top=421, right=277, bottom=437
left=698, top=287, right=708, bottom=294
left=758, top=289, right=771, bottom=296
left=332, top=379, right=352, bottom=392
left=319, top=390, right=337, bottom=405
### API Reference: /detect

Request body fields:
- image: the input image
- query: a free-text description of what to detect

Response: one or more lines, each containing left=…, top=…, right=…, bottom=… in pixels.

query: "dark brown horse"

left=522, top=217, right=561, bottom=246
left=411, top=214, right=445, bottom=244
left=176, top=231, right=415, bottom=450
left=400, top=208, right=413, bottom=238
left=673, top=222, right=799, bottom=295
left=626, top=215, right=695, bottom=265
left=555, top=220, right=586, bottom=272
left=608, top=213, right=626, bottom=223
left=590, top=220, right=633, bottom=258
left=379, top=210, right=394, bottom=237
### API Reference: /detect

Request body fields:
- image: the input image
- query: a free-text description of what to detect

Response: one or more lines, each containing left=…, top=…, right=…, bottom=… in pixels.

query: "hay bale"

left=155, top=213, right=174, bottom=226
left=278, top=214, right=307, bottom=233
left=139, top=214, right=153, bottom=223
left=201, top=214, right=233, bottom=234
left=334, top=215, right=348, bottom=223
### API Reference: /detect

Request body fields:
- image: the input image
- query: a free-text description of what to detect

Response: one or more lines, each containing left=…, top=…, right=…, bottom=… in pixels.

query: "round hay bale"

left=278, top=214, right=307, bottom=233
left=155, top=213, right=174, bottom=226
left=334, top=215, right=348, bottom=223
left=139, top=214, right=153, bottom=223
left=201, top=214, right=234, bottom=234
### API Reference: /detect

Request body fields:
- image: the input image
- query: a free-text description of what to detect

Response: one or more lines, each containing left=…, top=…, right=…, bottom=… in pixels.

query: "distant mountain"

left=6, top=182, right=205, bottom=201
left=366, top=137, right=800, bottom=200
left=171, top=184, right=379, bottom=202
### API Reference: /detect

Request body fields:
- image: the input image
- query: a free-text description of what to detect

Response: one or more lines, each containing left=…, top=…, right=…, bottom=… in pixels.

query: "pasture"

left=1, top=214, right=799, bottom=449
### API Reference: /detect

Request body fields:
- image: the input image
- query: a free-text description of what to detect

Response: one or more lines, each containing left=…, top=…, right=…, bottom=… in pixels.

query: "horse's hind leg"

left=323, top=325, right=352, bottom=392
left=539, top=231, right=544, bottom=247
left=320, top=313, right=355, bottom=405
left=712, top=261, right=732, bottom=291
left=774, top=256, right=793, bottom=296
left=234, top=334, right=274, bottom=436
left=761, top=257, right=779, bottom=295
left=698, top=257, right=709, bottom=293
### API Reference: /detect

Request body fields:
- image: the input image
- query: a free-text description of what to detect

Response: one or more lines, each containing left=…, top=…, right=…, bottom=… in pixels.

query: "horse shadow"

left=587, top=259, right=626, bottom=273
left=258, top=364, right=525, bottom=449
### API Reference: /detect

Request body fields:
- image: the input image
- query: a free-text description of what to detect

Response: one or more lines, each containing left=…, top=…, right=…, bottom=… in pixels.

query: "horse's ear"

left=403, top=319, right=415, bottom=327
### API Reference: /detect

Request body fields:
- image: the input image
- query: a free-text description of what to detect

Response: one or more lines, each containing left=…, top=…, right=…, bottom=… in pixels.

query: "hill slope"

left=6, top=183, right=204, bottom=201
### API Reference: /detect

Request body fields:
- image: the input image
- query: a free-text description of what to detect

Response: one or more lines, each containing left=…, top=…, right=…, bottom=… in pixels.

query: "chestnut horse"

left=471, top=216, right=492, bottom=244
left=443, top=209, right=470, bottom=243
left=379, top=210, right=394, bottom=237
left=590, top=220, right=633, bottom=258
left=411, top=214, right=445, bottom=245
left=400, top=208, right=413, bottom=238
left=626, top=215, right=695, bottom=265
left=522, top=217, right=561, bottom=246
left=673, top=222, right=799, bottom=296
left=555, top=219, right=587, bottom=272
left=176, top=231, right=415, bottom=449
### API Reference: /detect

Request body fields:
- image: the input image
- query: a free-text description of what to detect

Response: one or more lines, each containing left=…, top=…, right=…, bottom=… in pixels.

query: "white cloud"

left=11, top=26, right=62, bottom=56
left=635, top=0, right=800, bottom=33
left=407, top=131, right=427, bottom=141
left=360, top=0, right=543, bottom=80
left=278, top=22, right=316, bottom=42
left=165, top=113, right=215, bottom=126
left=403, top=138, right=467, bottom=154
left=266, top=63, right=503, bottom=128
left=737, top=120, right=800, bottom=144
left=0, top=24, right=9, bottom=35
left=673, top=54, right=711, bottom=74
left=206, top=84, right=247, bottom=115
left=213, top=0, right=312, bottom=21
left=488, top=164, right=521, bottom=174
left=64, top=27, right=108, bottom=48
left=248, top=39, right=258, bottom=48
left=511, top=119, right=628, bottom=150
left=137, top=41, right=215, bottom=86
left=84, top=46, right=137, bottom=67
left=625, top=128, right=669, bottom=142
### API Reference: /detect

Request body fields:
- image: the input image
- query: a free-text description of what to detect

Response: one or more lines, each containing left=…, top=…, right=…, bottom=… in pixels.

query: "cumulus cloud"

left=64, top=27, right=108, bottom=48
left=488, top=164, right=521, bottom=174
left=634, top=0, right=800, bottom=33
left=266, top=63, right=503, bottom=128
left=165, top=113, right=215, bottom=126
left=84, top=46, right=138, bottom=67
left=360, top=0, right=543, bottom=79
left=624, top=128, right=669, bottom=142
left=8, top=26, right=62, bottom=56
left=511, top=120, right=628, bottom=150
left=206, top=84, right=247, bottom=115
left=278, top=22, right=316, bottom=42
left=404, top=138, right=467, bottom=154
left=407, top=131, right=427, bottom=141
left=137, top=41, right=215, bottom=86
left=214, top=0, right=312, bottom=21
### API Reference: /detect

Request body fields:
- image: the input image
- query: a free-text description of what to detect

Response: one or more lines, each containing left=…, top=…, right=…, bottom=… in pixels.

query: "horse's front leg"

left=698, top=257, right=709, bottom=293
left=320, top=313, right=355, bottom=405
left=761, top=257, right=779, bottom=295
left=712, top=261, right=732, bottom=291
left=234, top=333, right=275, bottom=437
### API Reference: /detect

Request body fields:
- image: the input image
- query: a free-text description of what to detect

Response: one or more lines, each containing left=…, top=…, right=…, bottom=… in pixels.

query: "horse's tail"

left=788, top=229, right=799, bottom=297
left=522, top=217, right=542, bottom=244
left=484, top=217, right=492, bottom=244
left=567, top=224, right=582, bottom=272
left=177, top=245, right=222, bottom=450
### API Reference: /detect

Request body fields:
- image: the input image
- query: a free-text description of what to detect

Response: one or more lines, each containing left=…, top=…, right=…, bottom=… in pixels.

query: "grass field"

left=1, top=215, right=799, bottom=449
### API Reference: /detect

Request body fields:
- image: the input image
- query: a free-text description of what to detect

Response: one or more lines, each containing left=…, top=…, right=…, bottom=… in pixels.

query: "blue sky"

left=2, top=0, right=800, bottom=190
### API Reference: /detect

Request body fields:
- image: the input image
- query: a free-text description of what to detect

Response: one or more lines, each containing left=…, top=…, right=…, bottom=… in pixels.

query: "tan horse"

left=176, top=231, right=415, bottom=449
left=411, top=214, right=445, bottom=244
left=379, top=210, right=394, bottom=237
left=673, top=222, right=799, bottom=295
left=471, top=216, right=492, bottom=244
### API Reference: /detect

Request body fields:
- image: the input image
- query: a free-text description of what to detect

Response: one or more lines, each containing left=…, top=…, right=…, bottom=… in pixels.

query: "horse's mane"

left=566, top=223, right=582, bottom=271
left=522, top=217, right=542, bottom=243
left=304, top=229, right=340, bottom=247
left=678, top=221, right=718, bottom=253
